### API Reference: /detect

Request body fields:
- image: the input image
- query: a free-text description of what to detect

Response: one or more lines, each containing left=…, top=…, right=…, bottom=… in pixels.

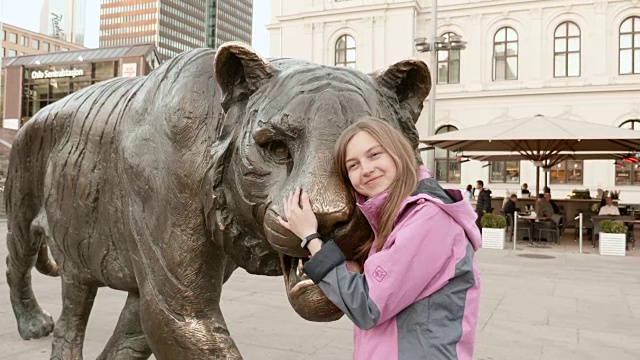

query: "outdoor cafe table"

left=513, top=214, right=551, bottom=247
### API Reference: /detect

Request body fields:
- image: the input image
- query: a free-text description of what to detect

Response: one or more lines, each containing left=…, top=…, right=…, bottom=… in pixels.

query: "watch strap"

left=300, top=232, right=321, bottom=249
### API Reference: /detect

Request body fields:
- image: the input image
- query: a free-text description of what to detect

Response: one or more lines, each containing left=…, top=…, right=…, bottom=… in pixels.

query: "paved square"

left=1, top=219, right=639, bottom=359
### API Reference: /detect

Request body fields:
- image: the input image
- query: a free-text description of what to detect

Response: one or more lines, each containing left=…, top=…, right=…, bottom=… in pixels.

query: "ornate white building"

left=268, top=0, right=640, bottom=202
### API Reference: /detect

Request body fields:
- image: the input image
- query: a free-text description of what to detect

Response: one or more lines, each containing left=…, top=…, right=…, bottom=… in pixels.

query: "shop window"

left=434, top=125, right=461, bottom=183
left=490, top=161, right=520, bottom=183
left=550, top=160, right=583, bottom=184
left=93, top=61, right=118, bottom=80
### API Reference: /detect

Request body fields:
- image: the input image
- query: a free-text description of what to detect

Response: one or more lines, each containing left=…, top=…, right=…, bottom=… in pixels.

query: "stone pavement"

left=1, top=218, right=639, bottom=359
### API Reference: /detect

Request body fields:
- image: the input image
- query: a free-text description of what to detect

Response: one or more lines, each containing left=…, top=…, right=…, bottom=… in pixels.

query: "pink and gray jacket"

left=304, top=167, right=482, bottom=360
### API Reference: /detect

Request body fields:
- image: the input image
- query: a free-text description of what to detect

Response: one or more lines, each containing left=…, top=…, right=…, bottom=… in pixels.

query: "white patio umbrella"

left=420, top=115, right=640, bottom=211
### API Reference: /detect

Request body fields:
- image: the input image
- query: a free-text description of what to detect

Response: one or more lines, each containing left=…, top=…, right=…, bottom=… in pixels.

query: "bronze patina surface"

left=4, top=43, right=430, bottom=359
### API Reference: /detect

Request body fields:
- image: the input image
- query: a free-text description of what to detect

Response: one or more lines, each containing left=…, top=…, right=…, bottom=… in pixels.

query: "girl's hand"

left=278, top=187, right=319, bottom=241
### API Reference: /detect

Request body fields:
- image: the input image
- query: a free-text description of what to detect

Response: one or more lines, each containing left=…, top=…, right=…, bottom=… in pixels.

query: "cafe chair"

left=512, top=214, right=532, bottom=245
left=536, top=214, right=563, bottom=245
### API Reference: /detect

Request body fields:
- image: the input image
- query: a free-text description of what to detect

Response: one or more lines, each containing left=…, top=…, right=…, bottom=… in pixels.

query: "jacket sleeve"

left=304, top=203, right=463, bottom=329
left=482, top=192, right=491, bottom=212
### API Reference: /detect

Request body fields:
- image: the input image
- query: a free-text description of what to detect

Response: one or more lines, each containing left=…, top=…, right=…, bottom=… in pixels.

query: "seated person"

left=538, top=194, right=555, bottom=218
left=598, top=195, right=620, bottom=215
left=502, top=194, right=518, bottom=218
left=546, top=192, right=560, bottom=214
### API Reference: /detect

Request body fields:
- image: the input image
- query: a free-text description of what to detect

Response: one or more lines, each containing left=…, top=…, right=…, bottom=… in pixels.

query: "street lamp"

left=414, top=5, right=467, bottom=175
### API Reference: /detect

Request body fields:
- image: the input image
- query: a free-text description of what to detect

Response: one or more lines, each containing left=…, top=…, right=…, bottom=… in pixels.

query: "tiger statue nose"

left=314, top=204, right=353, bottom=236
left=299, top=170, right=354, bottom=236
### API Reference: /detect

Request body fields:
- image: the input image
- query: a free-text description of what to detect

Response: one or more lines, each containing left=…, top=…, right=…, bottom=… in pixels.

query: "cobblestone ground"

left=1, top=219, right=639, bottom=359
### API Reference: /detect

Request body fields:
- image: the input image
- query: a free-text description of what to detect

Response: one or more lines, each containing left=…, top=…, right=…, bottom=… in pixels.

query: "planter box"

left=482, top=228, right=505, bottom=249
left=599, top=233, right=626, bottom=256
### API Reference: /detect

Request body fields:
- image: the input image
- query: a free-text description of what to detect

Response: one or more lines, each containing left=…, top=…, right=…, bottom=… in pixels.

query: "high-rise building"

left=100, top=0, right=253, bottom=61
left=207, top=0, right=253, bottom=49
left=40, top=0, right=86, bottom=46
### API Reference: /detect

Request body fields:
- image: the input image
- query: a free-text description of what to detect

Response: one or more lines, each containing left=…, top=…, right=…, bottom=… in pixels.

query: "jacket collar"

left=356, top=166, right=431, bottom=234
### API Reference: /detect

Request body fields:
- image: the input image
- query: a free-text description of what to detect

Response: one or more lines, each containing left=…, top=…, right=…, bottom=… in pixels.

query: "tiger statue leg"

left=5, top=207, right=56, bottom=340
left=49, top=276, right=98, bottom=360
left=96, top=292, right=152, bottom=360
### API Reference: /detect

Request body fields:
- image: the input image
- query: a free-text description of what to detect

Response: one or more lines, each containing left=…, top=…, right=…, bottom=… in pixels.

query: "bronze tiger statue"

left=5, top=43, right=431, bottom=359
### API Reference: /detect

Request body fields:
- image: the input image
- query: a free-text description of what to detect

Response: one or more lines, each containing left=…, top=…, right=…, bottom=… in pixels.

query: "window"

left=32, top=39, right=40, bottom=50
left=490, top=161, right=520, bottom=183
left=550, top=160, right=583, bottom=184
left=615, top=120, right=640, bottom=185
left=335, top=35, right=356, bottom=68
left=554, top=22, right=580, bottom=77
left=8, top=49, right=17, bottom=57
left=9, top=33, right=17, bottom=44
left=20, top=36, right=28, bottom=46
left=493, top=27, right=518, bottom=80
left=619, top=16, right=640, bottom=75
left=43, top=42, right=50, bottom=52
left=437, top=32, right=460, bottom=84
left=434, top=125, right=461, bottom=183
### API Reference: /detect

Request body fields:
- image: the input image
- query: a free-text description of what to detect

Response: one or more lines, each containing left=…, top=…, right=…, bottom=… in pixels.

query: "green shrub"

left=600, top=220, right=627, bottom=234
left=481, top=213, right=507, bottom=229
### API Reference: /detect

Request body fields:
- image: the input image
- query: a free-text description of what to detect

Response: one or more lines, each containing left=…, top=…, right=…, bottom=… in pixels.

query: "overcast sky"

left=1, top=0, right=271, bottom=57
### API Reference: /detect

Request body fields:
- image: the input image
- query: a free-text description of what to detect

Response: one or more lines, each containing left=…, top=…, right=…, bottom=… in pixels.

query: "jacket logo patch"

left=372, top=266, right=388, bottom=282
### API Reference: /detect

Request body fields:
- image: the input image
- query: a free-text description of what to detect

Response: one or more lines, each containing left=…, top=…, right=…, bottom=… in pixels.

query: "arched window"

left=335, top=35, right=356, bottom=68
left=554, top=21, right=581, bottom=77
left=620, top=16, right=640, bottom=75
left=493, top=27, right=518, bottom=80
left=437, top=32, right=460, bottom=84
left=616, top=119, right=640, bottom=185
left=434, top=125, right=461, bottom=183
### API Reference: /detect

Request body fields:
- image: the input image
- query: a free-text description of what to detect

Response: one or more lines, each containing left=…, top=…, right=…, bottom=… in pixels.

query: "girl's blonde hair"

left=333, top=117, right=419, bottom=264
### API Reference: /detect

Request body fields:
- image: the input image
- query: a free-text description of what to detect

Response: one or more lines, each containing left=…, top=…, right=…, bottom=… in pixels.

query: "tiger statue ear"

left=372, top=59, right=431, bottom=123
left=214, top=42, right=276, bottom=112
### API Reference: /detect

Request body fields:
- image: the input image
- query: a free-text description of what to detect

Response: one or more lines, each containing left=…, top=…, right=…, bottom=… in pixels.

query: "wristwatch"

left=300, top=232, right=321, bottom=249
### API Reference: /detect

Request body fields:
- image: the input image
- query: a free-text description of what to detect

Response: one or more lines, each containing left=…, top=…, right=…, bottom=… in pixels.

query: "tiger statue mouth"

left=281, top=254, right=343, bottom=321
left=263, top=207, right=369, bottom=321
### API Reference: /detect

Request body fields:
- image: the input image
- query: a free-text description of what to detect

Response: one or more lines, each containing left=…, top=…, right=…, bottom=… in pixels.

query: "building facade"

left=268, top=0, right=640, bottom=202
left=2, top=23, right=85, bottom=58
left=1, top=44, right=159, bottom=129
left=1, top=23, right=85, bottom=123
left=100, top=0, right=253, bottom=61
left=40, top=0, right=87, bottom=46
left=207, top=0, right=253, bottom=48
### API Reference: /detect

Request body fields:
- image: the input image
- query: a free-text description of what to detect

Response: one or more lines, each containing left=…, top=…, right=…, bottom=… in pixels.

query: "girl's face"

left=344, top=131, right=398, bottom=198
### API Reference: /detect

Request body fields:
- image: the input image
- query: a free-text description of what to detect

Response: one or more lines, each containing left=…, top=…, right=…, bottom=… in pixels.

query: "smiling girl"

left=278, top=117, right=481, bottom=360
